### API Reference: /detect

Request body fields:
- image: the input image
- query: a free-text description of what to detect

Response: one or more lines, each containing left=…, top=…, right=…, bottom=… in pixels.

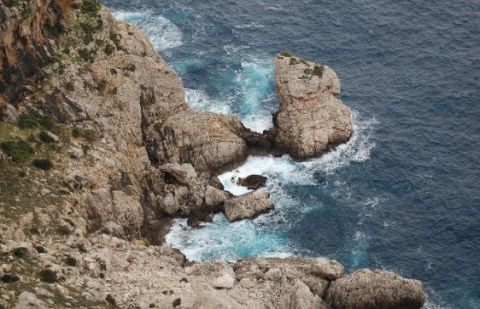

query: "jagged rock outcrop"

left=272, top=54, right=353, bottom=159
left=223, top=189, right=274, bottom=222
left=325, top=269, right=428, bottom=309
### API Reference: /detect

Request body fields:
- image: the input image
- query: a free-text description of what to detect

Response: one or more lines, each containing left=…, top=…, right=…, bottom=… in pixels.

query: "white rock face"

left=273, top=54, right=352, bottom=159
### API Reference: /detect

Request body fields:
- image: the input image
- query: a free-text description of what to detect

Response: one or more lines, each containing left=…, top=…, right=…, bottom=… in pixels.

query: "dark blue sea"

left=103, top=0, right=480, bottom=307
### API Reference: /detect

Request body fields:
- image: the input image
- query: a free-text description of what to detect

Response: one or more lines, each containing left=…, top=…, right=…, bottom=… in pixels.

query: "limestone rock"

left=193, top=286, right=243, bottom=309
left=237, top=175, right=268, bottom=190
left=325, top=269, right=427, bottom=309
left=223, top=189, right=274, bottom=222
left=310, top=257, right=344, bottom=280
left=187, top=260, right=236, bottom=289
left=205, top=185, right=230, bottom=208
left=14, top=292, right=48, bottom=309
left=159, top=111, right=249, bottom=172
left=281, top=280, right=330, bottom=309
left=273, top=55, right=352, bottom=159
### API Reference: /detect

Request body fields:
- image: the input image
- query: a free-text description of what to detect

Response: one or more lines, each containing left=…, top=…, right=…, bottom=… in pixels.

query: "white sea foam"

left=165, top=214, right=288, bottom=262
left=112, top=10, right=182, bottom=51
left=185, top=88, right=232, bottom=114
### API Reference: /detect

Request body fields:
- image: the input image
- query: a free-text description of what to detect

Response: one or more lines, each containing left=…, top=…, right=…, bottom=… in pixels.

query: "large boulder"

left=272, top=54, right=352, bottom=159
left=223, top=189, right=274, bottom=222
left=325, top=269, right=427, bottom=309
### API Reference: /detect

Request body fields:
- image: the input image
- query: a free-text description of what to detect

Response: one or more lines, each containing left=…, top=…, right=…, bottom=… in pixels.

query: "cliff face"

left=0, top=1, right=427, bottom=308
left=0, top=0, right=65, bottom=102
left=272, top=54, right=352, bottom=159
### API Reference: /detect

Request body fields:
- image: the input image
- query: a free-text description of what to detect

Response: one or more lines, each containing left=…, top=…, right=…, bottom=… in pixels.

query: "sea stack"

left=272, top=53, right=353, bottom=159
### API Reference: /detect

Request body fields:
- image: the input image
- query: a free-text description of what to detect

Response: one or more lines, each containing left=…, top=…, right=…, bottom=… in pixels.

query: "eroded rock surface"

left=272, top=54, right=353, bottom=159
left=325, top=269, right=428, bottom=309
left=224, top=189, right=274, bottom=222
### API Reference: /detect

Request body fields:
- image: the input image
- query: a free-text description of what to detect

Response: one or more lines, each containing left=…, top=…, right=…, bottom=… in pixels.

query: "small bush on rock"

left=313, top=65, right=324, bottom=77
left=32, top=159, right=53, bottom=170
left=65, top=256, right=77, bottom=267
left=38, top=269, right=57, bottom=283
left=1, top=274, right=19, bottom=283
left=12, top=247, right=29, bottom=258
left=106, top=294, right=116, bottom=307
left=81, top=0, right=101, bottom=15
left=39, top=131, right=55, bottom=144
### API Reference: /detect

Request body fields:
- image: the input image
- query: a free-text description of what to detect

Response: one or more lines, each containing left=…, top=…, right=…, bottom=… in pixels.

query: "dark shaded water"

left=104, top=0, right=480, bottom=307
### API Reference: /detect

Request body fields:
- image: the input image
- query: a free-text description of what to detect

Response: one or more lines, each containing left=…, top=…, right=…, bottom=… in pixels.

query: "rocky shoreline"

left=0, top=0, right=427, bottom=308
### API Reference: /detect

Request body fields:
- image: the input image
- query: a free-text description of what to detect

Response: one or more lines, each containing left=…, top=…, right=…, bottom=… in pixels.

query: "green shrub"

left=56, top=225, right=71, bottom=235
left=32, top=159, right=53, bottom=170
left=12, top=247, right=29, bottom=258
left=81, top=0, right=101, bottom=15
left=109, top=31, right=122, bottom=49
left=313, top=65, right=324, bottom=77
left=65, top=256, right=77, bottom=267
left=97, top=79, right=108, bottom=91
left=39, top=131, right=55, bottom=144
left=78, top=48, right=96, bottom=63
left=106, top=294, right=116, bottom=307
left=34, top=246, right=46, bottom=253
left=38, top=269, right=57, bottom=283
left=104, top=43, right=115, bottom=55
left=1, top=274, right=19, bottom=283
left=0, top=141, right=34, bottom=163
left=18, top=115, right=40, bottom=129
left=281, top=50, right=292, bottom=57
left=18, top=114, right=54, bottom=130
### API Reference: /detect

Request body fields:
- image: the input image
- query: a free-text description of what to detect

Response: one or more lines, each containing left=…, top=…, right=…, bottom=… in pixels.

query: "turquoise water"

left=106, top=1, right=480, bottom=307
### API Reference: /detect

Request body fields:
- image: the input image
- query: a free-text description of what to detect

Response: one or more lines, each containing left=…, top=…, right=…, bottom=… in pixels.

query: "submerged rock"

left=237, top=174, right=268, bottom=189
left=223, top=189, right=274, bottom=222
left=325, top=269, right=427, bottom=309
left=272, top=54, right=352, bottom=159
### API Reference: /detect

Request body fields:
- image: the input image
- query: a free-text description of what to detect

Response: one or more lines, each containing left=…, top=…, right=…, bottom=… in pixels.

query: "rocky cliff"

left=271, top=53, right=352, bottom=159
left=0, top=0, right=427, bottom=308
